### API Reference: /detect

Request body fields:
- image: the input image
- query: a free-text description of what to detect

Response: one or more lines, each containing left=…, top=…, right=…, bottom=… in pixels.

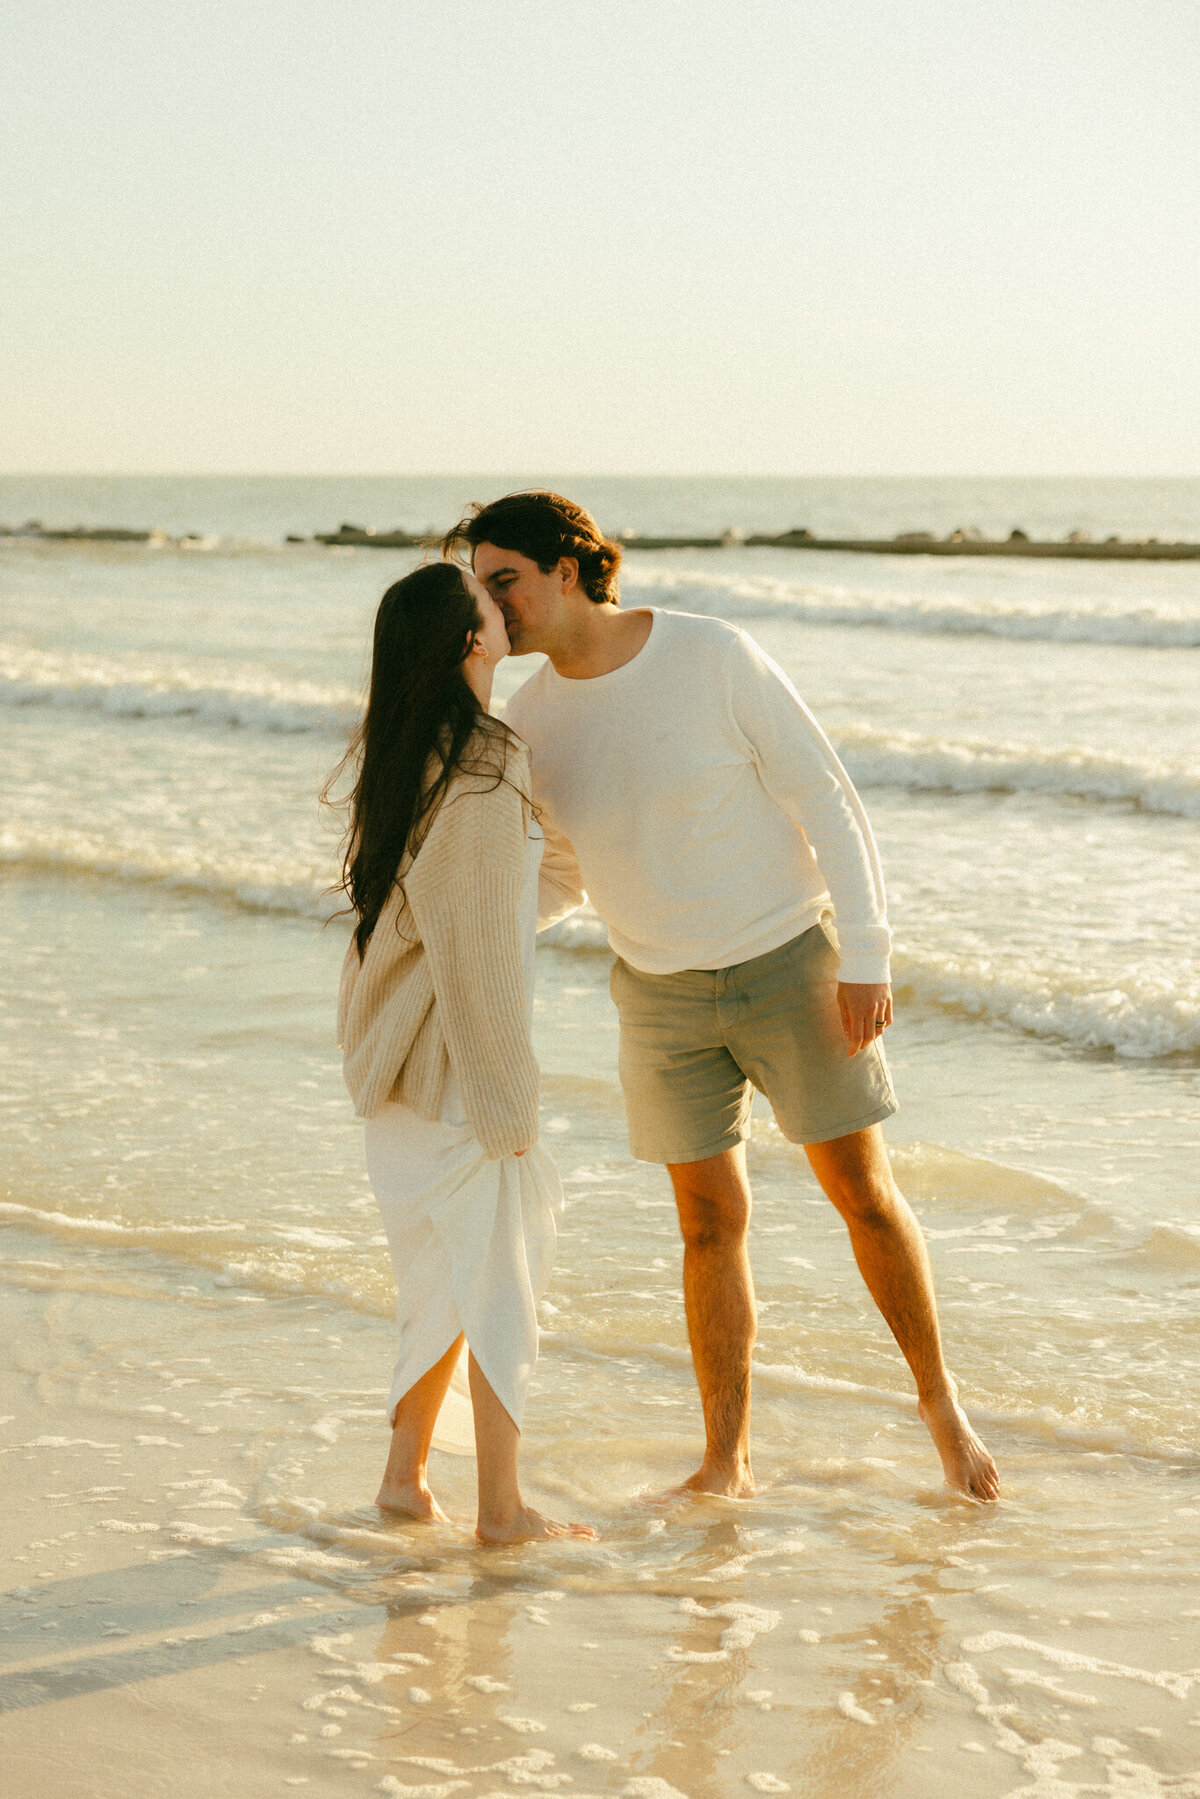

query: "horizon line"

left=4, top=470, right=1200, bottom=483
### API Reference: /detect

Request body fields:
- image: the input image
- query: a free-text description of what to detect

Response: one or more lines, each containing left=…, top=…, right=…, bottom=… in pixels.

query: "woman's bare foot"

left=917, top=1387, right=1000, bottom=1502
left=376, top=1478, right=451, bottom=1522
left=475, top=1503, right=596, bottom=1544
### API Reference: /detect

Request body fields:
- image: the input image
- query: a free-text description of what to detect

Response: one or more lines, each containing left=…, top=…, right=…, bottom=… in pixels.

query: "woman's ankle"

left=476, top=1489, right=524, bottom=1531
left=381, top=1446, right=429, bottom=1492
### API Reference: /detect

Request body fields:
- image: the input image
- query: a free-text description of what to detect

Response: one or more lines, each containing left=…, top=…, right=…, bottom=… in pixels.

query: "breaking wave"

left=893, top=948, right=1200, bottom=1060
left=4, top=830, right=1196, bottom=1059
left=836, top=726, right=1200, bottom=818
left=622, top=567, right=1200, bottom=648
left=0, top=828, right=336, bottom=918
left=0, top=643, right=359, bottom=734
left=6, top=646, right=1197, bottom=823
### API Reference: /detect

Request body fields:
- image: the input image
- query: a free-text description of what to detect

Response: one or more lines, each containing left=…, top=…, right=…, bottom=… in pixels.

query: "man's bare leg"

left=469, top=1353, right=596, bottom=1544
left=666, top=1144, right=757, bottom=1498
left=377, top=1334, right=463, bottom=1519
left=805, top=1125, right=1000, bottom=1502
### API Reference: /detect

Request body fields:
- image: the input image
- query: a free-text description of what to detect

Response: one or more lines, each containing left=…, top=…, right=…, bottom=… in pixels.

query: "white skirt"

left=365, top=1085, right=563, bottom=1454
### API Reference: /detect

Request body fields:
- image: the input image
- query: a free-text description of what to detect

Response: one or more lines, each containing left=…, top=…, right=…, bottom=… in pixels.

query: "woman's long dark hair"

left=325, top=561, right=511, bottom=958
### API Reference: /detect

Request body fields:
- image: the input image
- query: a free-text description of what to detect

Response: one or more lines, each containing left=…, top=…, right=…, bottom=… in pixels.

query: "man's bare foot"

left=655, top=1458, right=756, bottom=1502
left=375, top=1478, right=451, bottom=1522
left=917, top=1388, right=1000, bottom=1503
left=475, top=1504, right=596, bottom=1544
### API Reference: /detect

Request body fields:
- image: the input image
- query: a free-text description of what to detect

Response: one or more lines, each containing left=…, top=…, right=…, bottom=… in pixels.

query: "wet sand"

left=4, top=1060, right=1200, bottom=1799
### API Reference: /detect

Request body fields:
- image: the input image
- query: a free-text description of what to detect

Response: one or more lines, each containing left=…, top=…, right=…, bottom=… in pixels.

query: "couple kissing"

left=333, top=489, right=999, bottom=1544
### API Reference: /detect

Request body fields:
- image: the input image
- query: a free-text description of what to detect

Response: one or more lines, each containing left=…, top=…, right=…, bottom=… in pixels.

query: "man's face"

left=472, top=542, right=575, bottom=656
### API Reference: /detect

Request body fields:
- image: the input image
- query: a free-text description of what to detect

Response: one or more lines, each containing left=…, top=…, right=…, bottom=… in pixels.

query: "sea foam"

left=622, top=566, right=1200, bottom=649
left=7, top=643, right=1197, bottom=824
left=0, top=643, right=359, bottom=734
left=893, top=947, right=1200, bottom=1060
left=5, top=827, right=1197, bottom=1058
left=835, top=725, right=1200, bottom=819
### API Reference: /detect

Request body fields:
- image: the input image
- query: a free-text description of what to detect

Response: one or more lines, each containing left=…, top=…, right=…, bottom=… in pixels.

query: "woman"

left=332, top=559, right=593, bottom=1543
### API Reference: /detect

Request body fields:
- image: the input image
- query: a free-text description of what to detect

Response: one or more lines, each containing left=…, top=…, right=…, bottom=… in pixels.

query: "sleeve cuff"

left=835, top=951, right=892, bottom=986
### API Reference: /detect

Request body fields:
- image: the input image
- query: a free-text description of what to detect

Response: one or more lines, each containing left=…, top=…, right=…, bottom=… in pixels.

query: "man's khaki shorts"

left=609, top=922, right=898, bottom=1164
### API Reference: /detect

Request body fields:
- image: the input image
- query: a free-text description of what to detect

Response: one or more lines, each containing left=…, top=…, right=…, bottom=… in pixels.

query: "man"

left=446, top=491, right=999, bottom=1504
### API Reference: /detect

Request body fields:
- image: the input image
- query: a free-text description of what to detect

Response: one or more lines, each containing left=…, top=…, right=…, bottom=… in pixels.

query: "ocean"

left=2, top=474, right=1198, bottom=1798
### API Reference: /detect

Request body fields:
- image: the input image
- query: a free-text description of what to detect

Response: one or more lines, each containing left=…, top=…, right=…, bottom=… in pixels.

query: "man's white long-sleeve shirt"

left=504, top=609, right=892, bottom=984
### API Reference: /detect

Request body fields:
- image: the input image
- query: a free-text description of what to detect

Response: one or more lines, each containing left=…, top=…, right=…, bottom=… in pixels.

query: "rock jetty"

left=6, top=519, right=1200, bottom=561
left=2, top=520, right=156, bottom=543
left=730, top=528, right=1200, bottom=561
left=313, top=523, right=439, bottom=549
left=307, top=523, right=1200, bottom=561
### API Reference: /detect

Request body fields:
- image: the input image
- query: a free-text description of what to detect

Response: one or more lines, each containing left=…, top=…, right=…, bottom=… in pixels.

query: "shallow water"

left=2, top=476, right=1199, bottom=1795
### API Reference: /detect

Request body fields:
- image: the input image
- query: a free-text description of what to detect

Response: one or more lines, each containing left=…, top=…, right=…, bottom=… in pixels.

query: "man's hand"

left=837, top=982, right=893, bottom=1057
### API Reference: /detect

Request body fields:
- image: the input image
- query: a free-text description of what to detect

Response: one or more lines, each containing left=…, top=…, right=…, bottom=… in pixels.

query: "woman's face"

left=463, top=570, right=510, bottom=665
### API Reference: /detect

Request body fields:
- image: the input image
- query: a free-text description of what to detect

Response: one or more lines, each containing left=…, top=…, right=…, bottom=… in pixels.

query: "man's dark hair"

left=443, top=490, right=622, bottom=605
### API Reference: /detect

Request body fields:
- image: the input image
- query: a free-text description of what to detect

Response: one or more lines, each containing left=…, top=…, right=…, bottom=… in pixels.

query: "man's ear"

left=558, top=556, right=581, bottom=595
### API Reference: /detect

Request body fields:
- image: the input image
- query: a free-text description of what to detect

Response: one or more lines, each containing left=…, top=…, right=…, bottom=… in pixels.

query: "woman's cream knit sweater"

left=337, top=740, right=540, bottom=1160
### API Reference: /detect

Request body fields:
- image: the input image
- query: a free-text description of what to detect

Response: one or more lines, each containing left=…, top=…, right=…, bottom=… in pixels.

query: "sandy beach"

left=5, top=1087, right=1200, bottom=1798
left=2, top=474, right=1200, bottom=1797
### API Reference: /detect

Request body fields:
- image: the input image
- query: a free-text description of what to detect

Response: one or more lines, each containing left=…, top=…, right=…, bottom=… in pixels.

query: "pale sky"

left=2, top=0, right=1198, bottom=475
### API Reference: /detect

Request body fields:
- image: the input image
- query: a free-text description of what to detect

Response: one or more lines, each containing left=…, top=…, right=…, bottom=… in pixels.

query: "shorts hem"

left=778, top=1095, right=899, bottom=1149
left=628, top=1126, right=750, bottom=1167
